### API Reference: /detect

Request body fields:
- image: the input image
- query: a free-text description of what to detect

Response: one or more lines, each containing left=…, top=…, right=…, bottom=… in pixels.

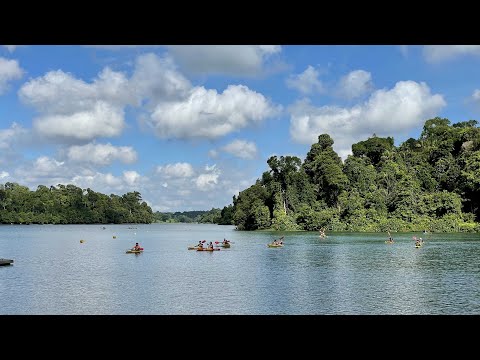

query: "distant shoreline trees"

left=0, top=184, right=154, bottom=224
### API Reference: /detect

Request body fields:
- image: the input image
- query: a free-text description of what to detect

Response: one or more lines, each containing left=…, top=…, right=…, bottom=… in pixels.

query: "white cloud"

left=0, top=122, right=28, bottom=150
left=222, top=139, right=258, bottom=159
left=3, top=45, right=18, bottom=52
left=0, top=171, right=9, bottom=179
left=33, top=101, right=125, bottom=141
left=286, top=65, right=324, bottom=95
left=0, top=57, right=23, bottom=94
left=195, top=164, right=221, bottom=191
left=32, top=156, right=65, bottom=176
left=336, top=70, right=373, bottom=99
left=195, top=173, right=220, bottom=191
left=148, top=85, right=279, bottom=139
left=123, top=170, right=140, bottom=186
left=19, top=68, right=133, bottom=142
left=19, top=52, right=279, bottom=144
left=71, top=172, right=123, bottom=190
left=130, top=53, right=191, bottom=104
left=423, top=45, right=480, bottom=63
left=156, top=162, right=194, bottom=178
left=167, top=45, right=281, bottom=76
left=289, top=80, right=446, bottom=159
left=472, top=89, right=480, bottom=102
left=67, top=142, right=137, bottom=166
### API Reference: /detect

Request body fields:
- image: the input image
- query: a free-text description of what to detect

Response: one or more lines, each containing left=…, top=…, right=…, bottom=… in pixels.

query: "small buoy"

left=113, top=236, right=116, bottom=239
left=80, top=240, right=85, bottom=243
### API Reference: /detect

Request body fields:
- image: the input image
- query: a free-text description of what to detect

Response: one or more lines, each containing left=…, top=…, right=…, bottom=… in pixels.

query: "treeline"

left=0, top=183, right=154, bottom=224
left=228, top=118, right=480, bottom=232
left=154, top=205, right=234, bottom=225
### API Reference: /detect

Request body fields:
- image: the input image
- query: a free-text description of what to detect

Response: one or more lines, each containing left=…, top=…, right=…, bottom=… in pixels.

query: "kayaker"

left=208, top=242, right=214, bottom=250
left=197, top=241, right=203, bottom=249
left=387, top=231, right=394, bottom=243
left=222, top=238, right=230, bottom=244
left=132, top=242, right=141, bottom=251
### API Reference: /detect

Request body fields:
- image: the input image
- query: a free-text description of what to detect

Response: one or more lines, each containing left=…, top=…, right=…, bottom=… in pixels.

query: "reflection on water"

left=1, top=224, right=479, bottom=314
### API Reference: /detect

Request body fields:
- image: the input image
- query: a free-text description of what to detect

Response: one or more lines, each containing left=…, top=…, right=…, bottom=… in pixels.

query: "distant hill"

left=153, top=205, right=234, bottom=225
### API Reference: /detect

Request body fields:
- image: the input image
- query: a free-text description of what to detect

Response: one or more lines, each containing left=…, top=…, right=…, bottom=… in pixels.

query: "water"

left=1, top=223, right=480, bottom=314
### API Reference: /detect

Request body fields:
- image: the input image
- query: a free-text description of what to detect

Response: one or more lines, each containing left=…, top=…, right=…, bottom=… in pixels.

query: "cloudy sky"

left=1, top=45, right=479, bottom=211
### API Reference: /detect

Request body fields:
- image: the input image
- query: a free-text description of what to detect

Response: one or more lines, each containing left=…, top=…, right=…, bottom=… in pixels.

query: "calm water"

left=1, top=223, right=480, bottom=314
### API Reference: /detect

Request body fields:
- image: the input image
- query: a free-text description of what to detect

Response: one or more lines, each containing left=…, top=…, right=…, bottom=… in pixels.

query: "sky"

left=1, top=45, right=480, bottom=212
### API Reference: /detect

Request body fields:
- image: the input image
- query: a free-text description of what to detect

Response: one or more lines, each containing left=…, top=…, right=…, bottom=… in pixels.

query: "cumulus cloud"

left=148, top=85, right=279, bottom=139
left=33, top=101, right=125, bottom=141
left=336, top=70, right=373, bottom=99
left=19, top=68, right=133, bottom=142
left=123, top=170, right=140, bottom=186
left=423, top=45, right=480, bottom=63
left=286, top=65, right=324, bottom=95
left=67, top=142, right=137, bottom=166
left=289, top=80, right=446, bottom=159
left=194, top=164, right=221, bottom=191
left=167, top=45, right=281, bottom=76
left=0, top=57, right=23, bottom=94
left=130, top=53, right=191, bottom=105
left=156, top=162, right=195, bottom=178
left=71, top=172, right=123, bottom=190
left=0, top=171, right=9, bottom=179
left=222, top=139, right=258, bottom=159
left=19, top=52, right=279, bottom=144
left=0, top=122, right=28, bottom=150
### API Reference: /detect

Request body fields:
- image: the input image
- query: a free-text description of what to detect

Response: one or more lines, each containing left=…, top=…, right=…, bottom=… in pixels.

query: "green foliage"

left=229, top=117, right=480, bottom=232
left=352, top=135, right=394, bottom=167
left=0, top=183, right=154, bottom=224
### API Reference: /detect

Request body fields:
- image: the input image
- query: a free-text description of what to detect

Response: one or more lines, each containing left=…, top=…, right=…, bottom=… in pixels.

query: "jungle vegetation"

left=227, top=118, right=480, bottom=232
left=0, top=184, right=154, bottom=224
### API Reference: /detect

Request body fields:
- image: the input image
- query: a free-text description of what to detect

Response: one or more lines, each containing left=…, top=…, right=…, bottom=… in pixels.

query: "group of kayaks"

left=188, top=240, right=231, bottom=251
left=385, top=236, right=425, bottom=248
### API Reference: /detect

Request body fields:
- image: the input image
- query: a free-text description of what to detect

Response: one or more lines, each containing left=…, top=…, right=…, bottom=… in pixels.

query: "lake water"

left=1, top=223, right=480, bottom=314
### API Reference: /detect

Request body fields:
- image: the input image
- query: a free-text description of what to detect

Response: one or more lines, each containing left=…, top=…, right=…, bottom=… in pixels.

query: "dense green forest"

left=228, top=118, right=480, bottom=232
left=154, top=205, right=234, bottom=225
left=0, top=183, right=154, bottom=224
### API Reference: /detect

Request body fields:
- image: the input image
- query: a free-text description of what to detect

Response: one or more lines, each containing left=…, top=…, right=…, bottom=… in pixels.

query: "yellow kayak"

left=188, top=246, right=201, bottom=250
left=267, top=243, right=284, bottom=248
left=197, top=248, right=220, bottom=251
left=126, top=249, right=143, bottom=254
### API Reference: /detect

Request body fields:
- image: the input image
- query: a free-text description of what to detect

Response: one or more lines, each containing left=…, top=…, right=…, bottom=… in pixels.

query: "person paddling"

left=132, top=242, right=141, bottom=251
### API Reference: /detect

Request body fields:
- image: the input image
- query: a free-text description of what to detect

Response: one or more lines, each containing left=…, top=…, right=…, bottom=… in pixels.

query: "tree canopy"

left=229, top=118, right=480, bottom=232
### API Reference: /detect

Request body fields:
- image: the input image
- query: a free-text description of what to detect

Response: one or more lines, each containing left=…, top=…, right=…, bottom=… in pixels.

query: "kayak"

left=385, top=241, right=394, bottom=244
left=197, top=248, right=220, bottom=251
left=188, top=246, right=201, bottom=250
left=267, top=243, right=284, bottom=248
left=126, top=249, right=143, bottom=254
left=216, top=243, right=231, bottom=248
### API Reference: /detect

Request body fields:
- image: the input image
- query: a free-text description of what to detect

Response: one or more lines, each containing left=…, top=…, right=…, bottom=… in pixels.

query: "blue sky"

left=1, top=45, right=479, bottom=211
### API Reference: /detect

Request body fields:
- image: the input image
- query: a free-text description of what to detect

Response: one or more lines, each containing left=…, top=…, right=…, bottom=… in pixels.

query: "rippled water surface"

left=1, top=224, right=479, bottom=314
